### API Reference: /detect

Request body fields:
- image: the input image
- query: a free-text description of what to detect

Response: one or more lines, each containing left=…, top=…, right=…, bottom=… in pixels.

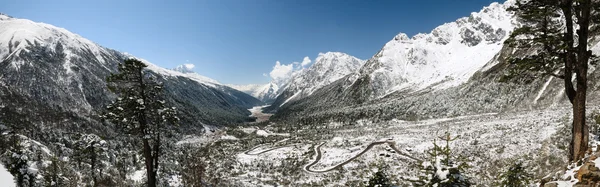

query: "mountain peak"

left=393, top=33, right=410, bottom=41
left=358, top=0, right=516, bottom=98
left=316, top=52, right=356, bottom=61
left=0, top=13, right=12, bottom=20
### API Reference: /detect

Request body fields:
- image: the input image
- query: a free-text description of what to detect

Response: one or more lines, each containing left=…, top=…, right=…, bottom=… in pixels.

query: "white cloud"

left=267, top=56, right=312, bottom=85
left=269, top=61, right=294, bottom=81
left=262, top=73, right=268, bottom=77
left=301, top=56, right=311, bottom=67
left=183, top=63, right=195, bottom=70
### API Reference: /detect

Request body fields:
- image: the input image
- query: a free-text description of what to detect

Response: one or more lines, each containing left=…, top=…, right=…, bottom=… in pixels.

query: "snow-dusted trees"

left=73, top=134, right=107, bottom=186
left=504, top=0, right=600, bottom=162
left=410, top=132, right=471, bottom=187
left=1, top=135, right=35, bottom=187
left=103, top=58, right=179, bottom=187
left=496, top=162, right=532, bottom=187
left=366, top=165, right=393, bottom=187
left=179, top=146, right=207, bottom=187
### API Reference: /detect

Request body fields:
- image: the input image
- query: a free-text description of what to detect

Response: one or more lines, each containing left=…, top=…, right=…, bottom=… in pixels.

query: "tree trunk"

left=152, top=133, right=160, bottom=187
left=560, top=0, right=576, bottom=103
left=143, top=139, right=156, bottom=187
left=136, top=66, right=156, bottom=187
left=569, top=0, right=591, bottom=162
left=91, top=149, right=97, bottom=187
left=571, top=92, right=588, bottom=162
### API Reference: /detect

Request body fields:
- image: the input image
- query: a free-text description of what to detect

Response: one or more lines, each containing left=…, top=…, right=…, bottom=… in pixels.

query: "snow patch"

left=0, top=164, right=15, bottom=187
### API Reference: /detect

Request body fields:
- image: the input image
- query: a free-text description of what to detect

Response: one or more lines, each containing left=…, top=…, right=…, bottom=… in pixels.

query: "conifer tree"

left=411, top=132, right=471, bottom=187
left=496, top=162, right=532, bottom=187
left=366, top=165, right=393, bottom=187
left=73, top=134, right=107, bottom=186
left=503, top=0, right=600, bottom=162
left=1, top=134, right=36, bottom=187
left=103, top=58, right=179, bottom=187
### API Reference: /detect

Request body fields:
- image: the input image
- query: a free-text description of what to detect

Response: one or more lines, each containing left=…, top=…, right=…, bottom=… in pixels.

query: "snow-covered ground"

left=0, top=164, right=15, bottom=187
left=221, top=107, right=578, bottom=186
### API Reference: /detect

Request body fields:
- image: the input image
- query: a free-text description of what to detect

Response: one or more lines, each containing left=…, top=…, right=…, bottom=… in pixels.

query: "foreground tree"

left=366, top=165, right=393, bottom=187
left=504, top=0, right=600, bottom=162
left=496, top=161, right=532, bottom=187
left=103, top=58, right=179, bottom=187
left=1, top=134, right=36, bottom=187
left=179, top=146, right=208, bottom=187
left=73, top=134, right=107, bottom=186
left=409, top=132, right=471, bottom=187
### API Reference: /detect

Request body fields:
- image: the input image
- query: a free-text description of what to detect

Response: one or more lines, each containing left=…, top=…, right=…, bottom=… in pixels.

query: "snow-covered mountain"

left=230, top=52, right=362, bottom=104
left=268, top=0, right=600, bottom=123
left=267, top=52, right=364, bottom=110
left=169, top=63, right=220, bottom=86
left=359, top=1, right=515, bottom=98
left=228, top=84, right=265, bottom=97
left=0, top=13, right=262, bottom=131
left=229, top=82, right=281, bottom=103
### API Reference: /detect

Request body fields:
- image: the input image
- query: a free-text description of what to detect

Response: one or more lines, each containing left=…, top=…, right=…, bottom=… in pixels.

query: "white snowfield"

left=0, top=164, right=15, bottom=187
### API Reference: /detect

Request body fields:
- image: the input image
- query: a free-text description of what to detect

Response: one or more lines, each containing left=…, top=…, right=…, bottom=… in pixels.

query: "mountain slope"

left=270, top=0, right=600, bottom=124
left=266, top=52, right=364, bottom=112
left=359, top=1, right=514, bottom=99
left=0, top=13, right=262, bottom=135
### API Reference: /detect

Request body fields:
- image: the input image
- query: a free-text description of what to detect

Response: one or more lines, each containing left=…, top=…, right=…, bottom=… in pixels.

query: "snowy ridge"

left=0, top=14, right=110, bottom=69
left=274, top=52, right=364, bottom=107
left=256, top=82, right=280, bottom=101
left=228, top=84, right=268, bottom=99
left=287, top=52, right=364, bottom=96
left=360, top=0, right=516, bottom=98
left=0, top=14, right=222, bottom=88
left=123, top=55, right=221, bottom=88
left=229, top=82, right=280, bottom=102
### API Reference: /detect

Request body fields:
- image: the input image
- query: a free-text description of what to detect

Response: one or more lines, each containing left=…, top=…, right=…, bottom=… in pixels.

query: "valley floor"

left=195, top=106, right=589, bottom=186
left=248, top=105, right=273, bottom=124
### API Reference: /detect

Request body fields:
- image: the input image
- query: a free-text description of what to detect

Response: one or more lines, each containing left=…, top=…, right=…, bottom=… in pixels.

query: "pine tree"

left=73, top=134, right=107, bottom=186
left=179, top=146, right=208, bottom=187
left=366, top=165, right=393, bottom=187
left=411, top=132, right=471, bottom=187
left=496, top=162, right=532, bottom=187
left=42, top=156, right=67, bottom=187
left=102, top=58, right=179, bottom=187
left=1, top=134, right=36, bottom=187
left=503, top=0, right=600, bottom=162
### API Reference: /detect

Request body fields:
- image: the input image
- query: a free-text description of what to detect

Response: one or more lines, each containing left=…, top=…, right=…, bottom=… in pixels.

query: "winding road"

left=241, top=138, right=422, bottom=174
left=243, top=138, right=298, bottom=155
left=303, top=139, right=422, bottom=173
left=244, top=144, right=298, bottom=155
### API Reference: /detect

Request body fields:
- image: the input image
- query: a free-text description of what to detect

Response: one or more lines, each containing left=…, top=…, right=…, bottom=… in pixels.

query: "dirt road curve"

left=303, top=140, right=422, bottom=173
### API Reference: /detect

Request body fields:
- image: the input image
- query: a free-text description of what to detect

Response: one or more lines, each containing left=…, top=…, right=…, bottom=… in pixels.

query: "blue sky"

left=2, top=0, right=498, bottom=85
